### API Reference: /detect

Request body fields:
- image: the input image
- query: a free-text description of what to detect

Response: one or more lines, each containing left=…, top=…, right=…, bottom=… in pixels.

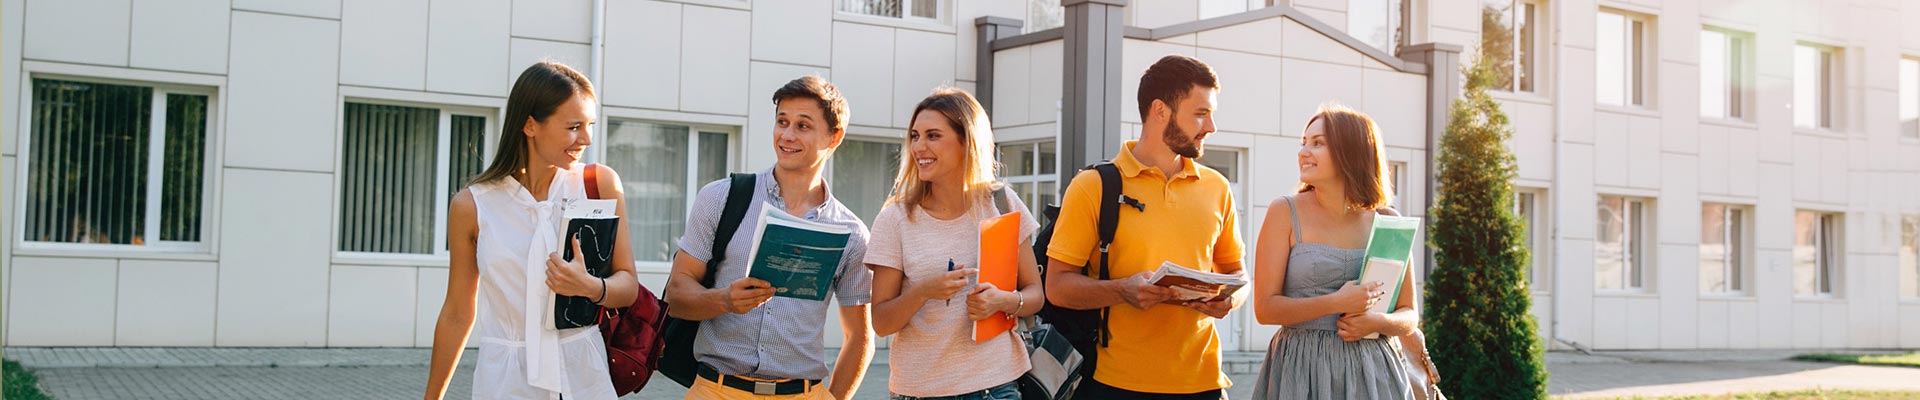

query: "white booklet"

left=1145, top=261, right=1248, bottom=302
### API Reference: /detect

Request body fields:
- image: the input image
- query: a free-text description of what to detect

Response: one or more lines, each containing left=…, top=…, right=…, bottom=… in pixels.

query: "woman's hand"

left=545, top=236, right=602, bottom=299
left=909, top=267, right=976, bottom=303
left=1330, top=280, right=1386, bottom=316
left=1336, top=312, right=1389, bottom=342
left=966, top=283, right=1019, bottom=321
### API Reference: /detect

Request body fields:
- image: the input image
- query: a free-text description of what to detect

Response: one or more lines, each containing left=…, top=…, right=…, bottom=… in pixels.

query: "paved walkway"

left=7, top=347, right=1920, bottom=399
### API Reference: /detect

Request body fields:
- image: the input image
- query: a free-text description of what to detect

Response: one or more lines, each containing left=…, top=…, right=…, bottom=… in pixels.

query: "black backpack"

left=1032, top=162, right=1129, bottom=381
left=658, top=173, right=757, bottom=387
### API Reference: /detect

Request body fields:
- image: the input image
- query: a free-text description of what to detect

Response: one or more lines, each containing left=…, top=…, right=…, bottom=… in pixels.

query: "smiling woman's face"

left=1298, top=118, right=1336, bottom=185
left=525, top=94, right=596, bottom=169
left=907, top=109, right=967, bottom=185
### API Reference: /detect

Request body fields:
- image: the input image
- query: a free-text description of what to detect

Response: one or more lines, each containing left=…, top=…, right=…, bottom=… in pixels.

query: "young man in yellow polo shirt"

left=1045, top=54, right=1244, bottom=399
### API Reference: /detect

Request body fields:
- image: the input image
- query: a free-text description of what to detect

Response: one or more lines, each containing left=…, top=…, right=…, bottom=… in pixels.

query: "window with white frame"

left=999, top=140, right=1060, bottom=224
left=829, top=138, right=902, bottom=226
left=1597, top=195, right=1652, bottom=290
left=337, top=102, right=488, bottom=255
left=1350, top=0, right=1406, bottom=54
left=1699, top=203, right=1750, bottom=294
left=24, top=77, right=211, bottom=249
left=604, top=120, right=732, bottom=263
left=1484, top=0, right=1542, bottom=93
left=1197, top=147, right=1244, bottom=203
left=1793, top=210, right=1843, bottom=297
left=1900, top=58, right=1919, bottom=139
left=1515, top=189, right=1549, bottom=292
left=840, top=0, right=939, bottom=20
left=1198, top=147, right=1249, bottom=257
left=1388, top=161, right=1408, bottom=211
left=1700, top=27, right=1752, bottom=120
left=1794, top=43, right=1840, bottom=130
left=1900, top=215, right=1917, bottom=298
left=1596, top=10, right=1651, bottom=107
left=1026, top=0, right=1065, bottom=33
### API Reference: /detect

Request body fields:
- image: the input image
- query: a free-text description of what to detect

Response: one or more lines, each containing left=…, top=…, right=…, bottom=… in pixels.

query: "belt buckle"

left=753, top=381, right=777, bottom=395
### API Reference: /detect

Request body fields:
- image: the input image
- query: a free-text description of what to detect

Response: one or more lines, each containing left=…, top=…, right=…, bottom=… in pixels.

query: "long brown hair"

left=886, top=88, right=998, bottom=220
left=470, top=61, right=596, bottom=185
left=1296, top=103, right=1392, bottom=211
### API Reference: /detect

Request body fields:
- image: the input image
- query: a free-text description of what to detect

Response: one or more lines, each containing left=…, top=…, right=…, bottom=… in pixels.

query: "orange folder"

left=974, top=210, right=1021, bottom=343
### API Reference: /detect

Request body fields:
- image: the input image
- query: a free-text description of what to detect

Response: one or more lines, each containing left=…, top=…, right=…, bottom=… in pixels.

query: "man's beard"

left=1164, top=121, right=1203, bottom=159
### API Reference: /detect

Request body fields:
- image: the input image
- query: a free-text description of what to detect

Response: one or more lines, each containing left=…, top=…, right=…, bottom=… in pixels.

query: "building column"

left=1400, top=42, right=1462, bottom=279
left=1060, top=0, right=1127, bottom=184
left=974, top=16, right=1024, bottom=117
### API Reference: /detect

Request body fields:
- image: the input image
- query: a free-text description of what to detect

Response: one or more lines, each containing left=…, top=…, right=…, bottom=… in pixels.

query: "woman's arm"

left=1253, top=197, right=1381, bottom=326
left=595, top=166, right=641, bottom=308
left=1337, top=263, right=1420, bottom=340
left=1010, top=235, right=1045, bottom=317
left=424, top=190, right=481, bottom=400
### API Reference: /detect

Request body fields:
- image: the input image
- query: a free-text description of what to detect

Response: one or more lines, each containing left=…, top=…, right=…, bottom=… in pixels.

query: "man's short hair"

left=771, top=75, right=851, bottom=133
left=1136, top=55, right=1220, bottom=120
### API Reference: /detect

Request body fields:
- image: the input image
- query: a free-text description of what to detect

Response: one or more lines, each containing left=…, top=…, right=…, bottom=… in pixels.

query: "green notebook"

left=746, top=207, right=853, bottom=301
left=1357, top=215, right=1420, bottom=338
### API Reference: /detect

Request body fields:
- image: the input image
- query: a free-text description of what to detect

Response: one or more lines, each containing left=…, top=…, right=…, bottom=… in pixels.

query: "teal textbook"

left=746, top=207, right=853, bottom=301
left=1357, top=215, right=1421, bottom=339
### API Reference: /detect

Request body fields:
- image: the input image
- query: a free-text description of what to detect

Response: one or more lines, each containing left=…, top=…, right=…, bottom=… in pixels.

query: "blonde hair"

left=1296, top=103, right=1393, bottom=211
left=886, top=88, right=1000, bottom=219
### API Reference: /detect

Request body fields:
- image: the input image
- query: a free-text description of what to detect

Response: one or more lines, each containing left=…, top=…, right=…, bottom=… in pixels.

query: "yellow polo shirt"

left=1045, top=141, right=1244, bottom=394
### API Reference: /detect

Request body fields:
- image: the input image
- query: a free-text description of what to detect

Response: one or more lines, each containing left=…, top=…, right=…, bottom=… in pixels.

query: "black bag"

left=658, top=173, right=757, bottom=388
left=1024, top=163, right=1127, bottom=399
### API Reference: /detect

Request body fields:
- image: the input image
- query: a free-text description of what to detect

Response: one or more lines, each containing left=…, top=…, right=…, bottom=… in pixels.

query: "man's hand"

left=1118, top=272, right=1176, bottom=310
left=1181, top=299, right=1233, bottom=319
left=719, top=277, right=775, bottom=314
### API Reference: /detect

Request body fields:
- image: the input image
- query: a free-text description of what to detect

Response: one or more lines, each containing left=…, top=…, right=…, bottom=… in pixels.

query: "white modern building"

left=2, top=0, right=1917, bottom=353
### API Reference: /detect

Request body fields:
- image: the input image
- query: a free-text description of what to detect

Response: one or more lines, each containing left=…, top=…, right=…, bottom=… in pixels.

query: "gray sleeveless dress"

left=1251, top=196, right=1414, bottom=400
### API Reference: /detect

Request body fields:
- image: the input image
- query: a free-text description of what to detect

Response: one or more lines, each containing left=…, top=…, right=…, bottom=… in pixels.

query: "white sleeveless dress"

left=467, top=165, right=616, bottom=399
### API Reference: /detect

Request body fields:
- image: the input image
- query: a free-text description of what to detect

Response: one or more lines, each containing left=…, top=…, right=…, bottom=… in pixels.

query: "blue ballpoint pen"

left=946, top=259, right=956, bottom=306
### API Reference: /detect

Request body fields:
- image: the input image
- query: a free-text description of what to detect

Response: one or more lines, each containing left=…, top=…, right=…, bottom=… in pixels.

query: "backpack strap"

left=1090, top=162, right=1123, bottom=348
left=704, top=173, right=757, bottom=288
left=583, top=164, right=603, bottom=200
left=990, top=185, right=1014, bottom=216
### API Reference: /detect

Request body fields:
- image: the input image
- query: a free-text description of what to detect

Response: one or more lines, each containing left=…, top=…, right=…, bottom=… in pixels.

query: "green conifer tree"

left=1421, top=27, right=1551, bottom=399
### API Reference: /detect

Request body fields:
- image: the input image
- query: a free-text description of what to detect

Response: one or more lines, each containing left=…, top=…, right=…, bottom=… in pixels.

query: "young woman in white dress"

left=424, top=61, right=643, bottom=400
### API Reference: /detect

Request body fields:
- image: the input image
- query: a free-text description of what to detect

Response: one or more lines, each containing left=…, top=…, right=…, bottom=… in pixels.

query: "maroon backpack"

left=583, top=164, right=669, bottom=395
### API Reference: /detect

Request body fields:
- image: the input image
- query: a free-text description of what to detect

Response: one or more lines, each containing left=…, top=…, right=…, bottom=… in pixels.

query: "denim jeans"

left=891, top=380, right=1022, bottom=400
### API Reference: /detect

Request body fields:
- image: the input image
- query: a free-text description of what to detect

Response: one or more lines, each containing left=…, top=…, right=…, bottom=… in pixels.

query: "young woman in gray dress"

left=1250, top=104, right=1419, bottom=399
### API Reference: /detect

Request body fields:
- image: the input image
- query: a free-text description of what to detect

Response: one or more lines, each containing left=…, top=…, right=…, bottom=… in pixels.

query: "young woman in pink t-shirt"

left=863, top=88, right=1043, bottom=400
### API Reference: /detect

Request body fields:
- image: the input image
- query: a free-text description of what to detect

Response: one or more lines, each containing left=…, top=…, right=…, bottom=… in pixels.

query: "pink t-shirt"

left=864, top=188, right=1042, bottom=397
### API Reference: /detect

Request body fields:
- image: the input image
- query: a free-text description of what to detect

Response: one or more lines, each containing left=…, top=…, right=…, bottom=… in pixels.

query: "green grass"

left=1794, top=352, right=1920, bottom=369
left=1583, top=389, right=1920, bottom=399
left=4, top=359, right=53, bottom=400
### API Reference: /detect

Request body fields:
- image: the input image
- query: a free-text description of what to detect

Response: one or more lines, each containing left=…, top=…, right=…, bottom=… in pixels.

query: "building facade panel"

left=115, top=260, right=219, bottom=346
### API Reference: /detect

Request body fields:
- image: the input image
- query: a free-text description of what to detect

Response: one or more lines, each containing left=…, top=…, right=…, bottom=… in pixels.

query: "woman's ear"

left=522, top=116, right=539, bottom=138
